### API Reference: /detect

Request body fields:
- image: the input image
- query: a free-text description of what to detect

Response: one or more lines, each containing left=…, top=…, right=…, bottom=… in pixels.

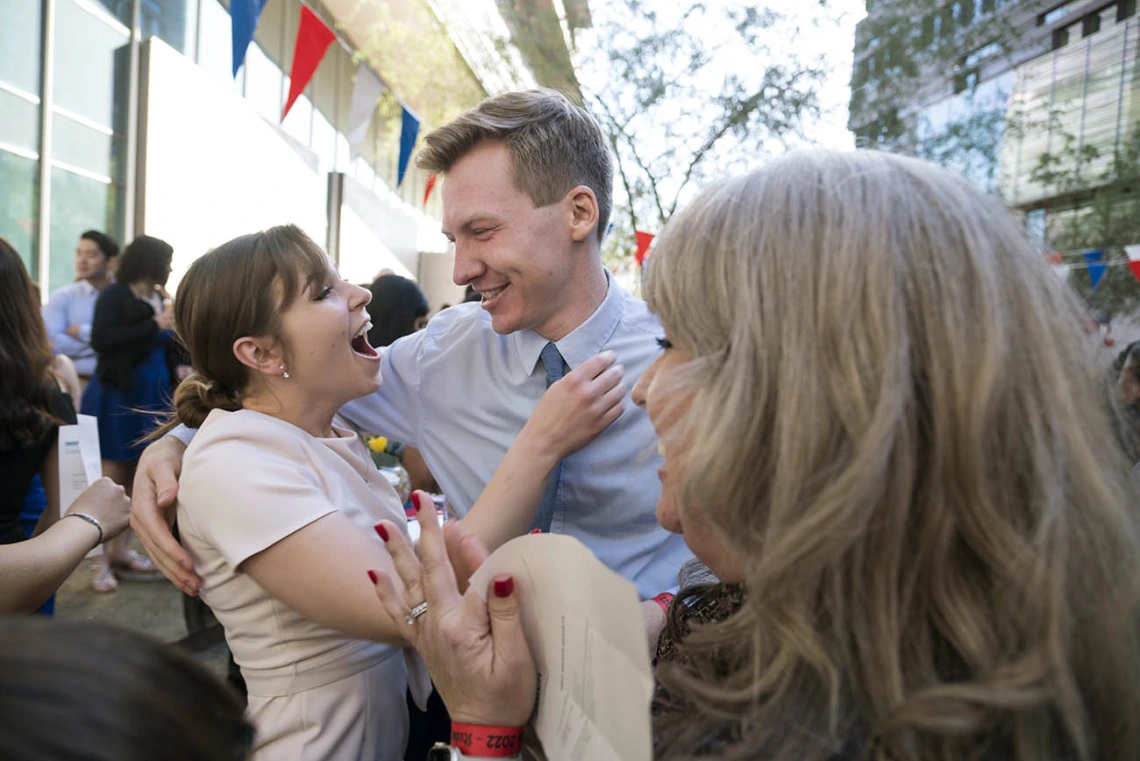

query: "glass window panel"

left=141, top=0, right=198, bottom=56
left=1044, top=3, right=1075, bottom=25
left=244, top=43, right=283, bottom=123
left=53, top=0, right=129, bottom=130
left=312, top=109, right=337, bottom=171
left=91, top=0, right=132, bottom=26
left=49, top=166, right=122, bottom=292
left=198, top=0, right=241, bottom=91
left=336, top=133, right=352, bottom=173
left=52, top=115, right=114, bottom=177
left=0, top=149, right=40, bottom=271
left=253, top=0, right=287, bottom=66
left=0, top=90, right=40, bottom=152
left=282, top=90, right=314, bottom=146
left=0, top=0, right=42, bottom=94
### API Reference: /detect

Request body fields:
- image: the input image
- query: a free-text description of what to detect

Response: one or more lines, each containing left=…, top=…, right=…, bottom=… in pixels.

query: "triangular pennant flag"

left=1125, top=246, right=1140, bottom=286
left=1045, top=251, right=1063, bottom=265
left=231, top=0, right=268, bottom=78
left=397, top=105, right=421, bottom=187
left=1082, top=249, right=1107, bottom=291
left=346, top=65, right=385, bottom=158
left=634, top=231, right=655, bottom=266
left=1054, top=264, right=1072, bottom=281
left=282, top=6, right=336, bottom=122
left=423, top=174, right=438, bottom=208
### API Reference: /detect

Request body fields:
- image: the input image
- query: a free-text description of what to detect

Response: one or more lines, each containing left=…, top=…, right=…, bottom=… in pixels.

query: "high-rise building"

left=849, top=0, right=1140, bottom=244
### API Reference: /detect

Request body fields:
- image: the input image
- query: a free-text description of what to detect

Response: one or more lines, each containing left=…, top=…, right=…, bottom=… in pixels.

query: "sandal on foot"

left=109, top=550, right=162, bottom=581
left=91, top=560, right=119, bottom=593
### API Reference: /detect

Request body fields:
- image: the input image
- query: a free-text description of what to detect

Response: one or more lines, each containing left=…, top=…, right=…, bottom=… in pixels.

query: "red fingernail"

left=409, top=492, right=420, bottom=515
left=530, top=529, right=542, bottom=534
left=374, top=523, right=389, bottom=542
left=493, top=576, right=514, bottom=598
left=367, top=569, right=378, bottom=584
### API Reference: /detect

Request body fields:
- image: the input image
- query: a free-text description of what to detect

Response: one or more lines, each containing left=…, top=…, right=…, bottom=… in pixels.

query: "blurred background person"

left=367, top=273, right=430, bottom=348
left=81, top=235, right=178, bottom=593
left=1111, top=340, right=1140, bottom=464
left=41, top=230, right=120, bottom=384
left=0, top=618, right=252, bottom=761
left=366, top=273, right=437, bottom=495
left=0, top=237, right=131, bottom=613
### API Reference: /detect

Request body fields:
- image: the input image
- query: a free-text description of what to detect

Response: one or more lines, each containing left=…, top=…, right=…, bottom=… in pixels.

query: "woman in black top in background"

left=0, top=238, right=130, bottom=612
left=81, top=235, right=182, bottom=592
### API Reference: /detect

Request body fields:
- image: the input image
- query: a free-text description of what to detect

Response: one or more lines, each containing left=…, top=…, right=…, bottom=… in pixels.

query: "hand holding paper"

left=368, top=504, right=654, bottom=761
left=368, top=506, right=539, bottom=728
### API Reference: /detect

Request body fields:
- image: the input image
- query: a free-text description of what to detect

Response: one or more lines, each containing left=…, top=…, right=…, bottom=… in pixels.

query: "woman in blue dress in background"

left=82, top=235, right=182, bottom=592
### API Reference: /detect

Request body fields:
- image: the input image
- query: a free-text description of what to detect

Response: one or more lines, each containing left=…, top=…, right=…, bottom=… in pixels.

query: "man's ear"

left=566, top=185, right=599, bottom=243
left=233, top=336, right=285, bottom=378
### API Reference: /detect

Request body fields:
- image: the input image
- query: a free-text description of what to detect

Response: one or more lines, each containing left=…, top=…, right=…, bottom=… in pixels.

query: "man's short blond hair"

left=416, top=89, right=613, bottom=243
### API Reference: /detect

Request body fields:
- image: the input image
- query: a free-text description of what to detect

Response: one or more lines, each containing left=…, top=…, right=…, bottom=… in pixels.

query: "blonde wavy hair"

left=644, top=151, right=1140, bottom=760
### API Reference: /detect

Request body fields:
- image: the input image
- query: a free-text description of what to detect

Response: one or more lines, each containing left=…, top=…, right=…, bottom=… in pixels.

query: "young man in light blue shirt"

left=41, top=230, right=120, bottom=378
left=131, top=89, right=691, bottom=604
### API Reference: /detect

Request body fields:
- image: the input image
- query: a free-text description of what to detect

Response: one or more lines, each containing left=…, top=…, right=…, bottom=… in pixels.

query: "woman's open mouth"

left=351, top=321, right=379, bottom=359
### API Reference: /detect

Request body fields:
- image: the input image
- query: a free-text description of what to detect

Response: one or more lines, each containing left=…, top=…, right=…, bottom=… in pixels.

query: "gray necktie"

left=531, top=342, right=566, bottom=532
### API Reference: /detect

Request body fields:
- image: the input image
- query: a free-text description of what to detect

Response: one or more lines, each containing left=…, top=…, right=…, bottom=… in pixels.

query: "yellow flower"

left=368, top=436, right=389, bottom=453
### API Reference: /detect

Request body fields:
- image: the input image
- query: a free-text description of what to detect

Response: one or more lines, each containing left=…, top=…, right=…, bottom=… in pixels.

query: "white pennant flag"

left=347, top=65, right=384, bottom=158
left=1054, top=263, right=1072, bottom=281
left=1125, top=244, right=1140, bottom=261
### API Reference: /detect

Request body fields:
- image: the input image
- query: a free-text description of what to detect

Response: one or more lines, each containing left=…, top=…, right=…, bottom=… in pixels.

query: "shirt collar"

left=512, top=270, right=625, bottom=376
left=76, top=279, right=98, bottom=296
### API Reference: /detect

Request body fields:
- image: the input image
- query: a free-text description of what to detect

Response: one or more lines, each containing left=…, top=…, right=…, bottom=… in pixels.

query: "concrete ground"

left=53, top=544, right=231, bottom=682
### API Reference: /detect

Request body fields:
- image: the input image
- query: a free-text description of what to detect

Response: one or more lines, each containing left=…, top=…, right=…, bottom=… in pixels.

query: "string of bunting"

left=1045, top=247, right=1140, bottom=292
left=231, top=0, right=424, bottom=189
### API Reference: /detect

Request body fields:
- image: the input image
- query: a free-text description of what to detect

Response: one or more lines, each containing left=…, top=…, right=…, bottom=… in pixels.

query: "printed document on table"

left=470, top=534, right=654, bottom=761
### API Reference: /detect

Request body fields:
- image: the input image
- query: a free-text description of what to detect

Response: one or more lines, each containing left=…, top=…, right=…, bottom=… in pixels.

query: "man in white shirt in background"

left=131, top=88, right=691, bottom=606
left=42, top=230, right=120, bottom=380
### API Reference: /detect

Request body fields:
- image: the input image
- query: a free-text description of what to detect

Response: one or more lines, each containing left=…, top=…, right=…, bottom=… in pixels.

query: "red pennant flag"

left=1129, top=261, right=1140, bottom=285
left=634, top=231, right=655, bottom=266
left=1045, top=251, right=1063, bottom=265
left=282, top=7, right=336, bottom=122
left=423, top=174, right=438, bottom=208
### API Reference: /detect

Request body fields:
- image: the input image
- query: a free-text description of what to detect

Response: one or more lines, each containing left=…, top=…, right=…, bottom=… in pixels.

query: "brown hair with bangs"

left=156, top=224, right=328, bottom=433
left=0, top=237, right=62, bottom=450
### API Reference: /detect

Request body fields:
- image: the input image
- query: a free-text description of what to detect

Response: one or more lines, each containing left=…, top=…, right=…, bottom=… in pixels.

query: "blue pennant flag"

left=397, top=105, right=421, bottom=187
left=1082, top=249, right=1107, bottom=291
left=232, top=0, right=268, bottom=78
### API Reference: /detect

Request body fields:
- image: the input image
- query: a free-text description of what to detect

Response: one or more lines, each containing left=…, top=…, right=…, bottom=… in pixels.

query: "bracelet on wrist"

left=449, top=722, right=523, bottom=758
left=651, top=591, right=674, bottom=615
left=63, top=511, right=104, bottom=548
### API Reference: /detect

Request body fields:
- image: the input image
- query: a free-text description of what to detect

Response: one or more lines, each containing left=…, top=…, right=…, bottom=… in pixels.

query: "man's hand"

left=65, top=325, right=82, bottom=340
left=130, top=436, right=199, bottom=595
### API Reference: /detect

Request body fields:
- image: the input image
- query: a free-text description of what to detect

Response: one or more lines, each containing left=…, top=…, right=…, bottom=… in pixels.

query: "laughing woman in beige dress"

left=160, top=226, right=625, bottom=760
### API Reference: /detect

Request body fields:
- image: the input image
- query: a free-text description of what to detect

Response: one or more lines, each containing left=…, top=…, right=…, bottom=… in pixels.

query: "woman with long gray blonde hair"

left=370, top=150, right=1140, bottom=761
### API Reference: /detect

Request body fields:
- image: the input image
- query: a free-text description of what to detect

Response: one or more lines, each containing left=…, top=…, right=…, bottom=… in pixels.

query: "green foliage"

left=1031, top=124, right=1140, bottom=318
left=579, top=0, right=828, bottom=265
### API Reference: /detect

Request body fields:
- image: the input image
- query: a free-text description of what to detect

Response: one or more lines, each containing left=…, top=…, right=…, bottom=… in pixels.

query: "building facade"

left=1, top=0, right=586, bottom=307
left=849, top=0, right=1140, bottom=241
